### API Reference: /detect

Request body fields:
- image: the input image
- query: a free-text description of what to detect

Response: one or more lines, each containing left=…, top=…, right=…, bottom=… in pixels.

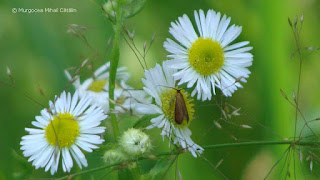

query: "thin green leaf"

left=147, top=156, right=176, bottom=179
left=133, top=114, right=159, bottom=129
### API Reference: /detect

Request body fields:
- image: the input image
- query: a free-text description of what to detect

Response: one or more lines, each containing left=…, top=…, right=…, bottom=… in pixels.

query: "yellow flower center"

left=88, top=80, right=107, bottom=92
left=189, top=38, right=225, bottom=75
left=160, top=88, right=194, bottom=127
left=45, top=113, right=80, bottom=148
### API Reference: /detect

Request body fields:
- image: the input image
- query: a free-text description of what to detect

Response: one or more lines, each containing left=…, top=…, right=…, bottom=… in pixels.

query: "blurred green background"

left=1, top=0, right=320, bottom=179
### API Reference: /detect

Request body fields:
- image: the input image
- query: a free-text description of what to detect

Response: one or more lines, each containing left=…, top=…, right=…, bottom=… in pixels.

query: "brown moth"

left=175, top=89, right=189, bottom=125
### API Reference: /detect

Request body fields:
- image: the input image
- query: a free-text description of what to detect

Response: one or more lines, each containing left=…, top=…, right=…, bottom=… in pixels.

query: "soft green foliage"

left=11, top=150, right=33, bottom=179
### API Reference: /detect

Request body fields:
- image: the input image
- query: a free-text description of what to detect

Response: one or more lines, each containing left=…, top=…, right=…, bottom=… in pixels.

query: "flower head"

left=20, top=91, right=107, bottom=174
left=164, top=9, right=253, bottom=100
left=65, top=62, right=150, bottom=114
left=103, top=149, right=127, bottom=165
left=136, top=61, right=203, bottom=157
left=119, top=128, right=151, bottom=157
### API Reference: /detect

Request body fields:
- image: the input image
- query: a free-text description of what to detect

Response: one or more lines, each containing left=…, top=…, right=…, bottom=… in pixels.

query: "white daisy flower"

left=136, top=61, right=203, bottom=157
left=164, top=9, right=253, bottom=100
left=20, top=91, right=107, bottom=174
left=65, top=62, right=150, bottom=114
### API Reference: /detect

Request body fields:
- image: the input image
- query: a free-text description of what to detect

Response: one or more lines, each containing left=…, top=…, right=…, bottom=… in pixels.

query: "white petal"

left=224, top=41, right=250, bottom=51
left=136, top=103, right=162, bottom=114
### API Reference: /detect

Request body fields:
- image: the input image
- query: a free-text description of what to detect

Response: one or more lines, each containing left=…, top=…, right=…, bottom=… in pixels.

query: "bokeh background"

left=1, top=0, right=320, bottom=179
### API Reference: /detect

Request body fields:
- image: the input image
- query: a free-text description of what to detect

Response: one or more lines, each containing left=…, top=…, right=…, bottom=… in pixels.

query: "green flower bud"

left=103, top=149, right=127, bottom=165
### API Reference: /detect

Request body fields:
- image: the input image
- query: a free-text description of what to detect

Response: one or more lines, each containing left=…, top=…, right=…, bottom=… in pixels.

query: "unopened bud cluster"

left=103, top=128, right=151, bottom=165
left=103, top=149, right=127, bottom=165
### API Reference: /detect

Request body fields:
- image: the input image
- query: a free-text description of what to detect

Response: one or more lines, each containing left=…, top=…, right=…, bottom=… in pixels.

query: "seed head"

left=240, top=124, right=252, bottom=129
left=300, top=14, right=304, bottom=24
left=288, top=18, right=293, bottom=27
left=119, top=128, right=151, bottom=157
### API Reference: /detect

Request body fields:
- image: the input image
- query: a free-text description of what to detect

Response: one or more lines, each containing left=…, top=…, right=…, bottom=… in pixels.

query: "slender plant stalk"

left=108, top=1, right=144, bottom=179
left=202, top=140, right=317, bottom=149
left=293, top=30, right=303, bottom=142
left=56, top=140, right=318, bottom=180
left=108, top=0, right=123, bottom=139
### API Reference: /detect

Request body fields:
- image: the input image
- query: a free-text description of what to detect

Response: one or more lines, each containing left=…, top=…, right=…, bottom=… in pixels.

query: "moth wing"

left=175, top=92, right=189, bottom=124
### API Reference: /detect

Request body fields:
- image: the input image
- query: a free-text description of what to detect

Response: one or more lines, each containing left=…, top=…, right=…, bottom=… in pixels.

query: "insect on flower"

left=136, top=62, right=203, bottom=157
left=174, top=89, right=189, bottom=125
left=156, top=85, right=190, bottom=125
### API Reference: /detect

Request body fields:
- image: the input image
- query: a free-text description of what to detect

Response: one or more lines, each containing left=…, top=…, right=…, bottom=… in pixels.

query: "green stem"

left=130, top=161, right=142, bottom=180
left=56, top=152, right=176, bottom=180
left=293, top=30, right=303, bottom=141
left=108, top=0, right=123, bottom=139
left=202, top=140, right=317, bottom=149
left=56, top=140, right=318, bottom=180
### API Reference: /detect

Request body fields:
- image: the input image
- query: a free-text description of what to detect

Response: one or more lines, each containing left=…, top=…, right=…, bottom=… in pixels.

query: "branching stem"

left=56, top=140, right=318, bottom=180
